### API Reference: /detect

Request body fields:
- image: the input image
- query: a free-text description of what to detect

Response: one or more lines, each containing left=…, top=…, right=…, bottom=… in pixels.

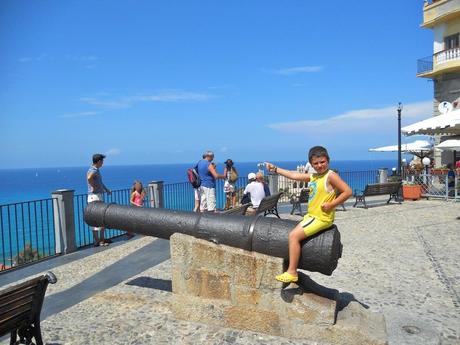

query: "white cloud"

left=105, top=148, right=121, bottom=156
left=59, top=111, right=101, bottom=118
left=269, top=66, right=323, bottom=75
left=18, top=54, right=48, bottom=63
left=80, top=97, right=130, bottom=110
left=19, top=54, right=97, bottom=65
left=80, top=90, right=213, bottom=110
left=267, top=100, right=433, bottom=135
left=65, top=55, right=98, bottom=62
left=135, top=90, right=211, bottom=102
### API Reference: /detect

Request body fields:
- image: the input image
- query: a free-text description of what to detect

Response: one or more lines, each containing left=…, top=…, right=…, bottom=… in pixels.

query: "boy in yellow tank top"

left=265, top=146, right=352, bottom=283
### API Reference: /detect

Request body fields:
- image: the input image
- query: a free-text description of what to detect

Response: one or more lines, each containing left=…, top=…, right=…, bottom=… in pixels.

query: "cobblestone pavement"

left=0, top=198, right=459, bottom=345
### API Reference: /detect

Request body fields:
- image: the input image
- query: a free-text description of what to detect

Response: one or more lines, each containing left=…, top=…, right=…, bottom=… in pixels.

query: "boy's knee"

left=289, top=229, right=303, bottom=242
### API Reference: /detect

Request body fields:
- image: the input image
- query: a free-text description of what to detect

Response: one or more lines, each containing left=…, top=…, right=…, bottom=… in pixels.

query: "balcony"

left=422, top=0, right=460, bottom=28
left=417, top=47, right=460, bottom=77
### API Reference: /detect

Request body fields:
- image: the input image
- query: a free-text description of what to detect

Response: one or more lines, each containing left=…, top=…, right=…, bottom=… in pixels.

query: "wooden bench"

left=220, top=203, right=251, bottom=215
left=0, top=272, right=57, bottom=345
left=254, top=192, right=283, bottom=218
left=353, top=182, right=402, bottom=208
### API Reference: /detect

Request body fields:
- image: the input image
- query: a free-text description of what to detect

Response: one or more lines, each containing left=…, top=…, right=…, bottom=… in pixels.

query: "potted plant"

left=431, top=166, right=448, bottom=175
left=402, top=181, right=422, bottom=201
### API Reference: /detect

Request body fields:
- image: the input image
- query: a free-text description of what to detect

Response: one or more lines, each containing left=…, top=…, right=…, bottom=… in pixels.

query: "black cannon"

left=84, top=202, right=343, bottom=275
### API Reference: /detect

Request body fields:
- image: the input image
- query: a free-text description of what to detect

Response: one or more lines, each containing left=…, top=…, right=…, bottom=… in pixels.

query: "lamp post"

left=422, top=157, right=431, bottom=185
left=397, top=102, right=403, bottom=177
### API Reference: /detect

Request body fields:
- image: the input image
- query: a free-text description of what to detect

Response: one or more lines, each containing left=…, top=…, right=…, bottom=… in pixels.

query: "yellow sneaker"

left=275, top=271, right=298, bottom=283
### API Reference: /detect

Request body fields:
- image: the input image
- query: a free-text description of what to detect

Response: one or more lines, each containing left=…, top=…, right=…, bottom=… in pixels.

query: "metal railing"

left=417, top=55, right=434, bottom=74
left=406, top=173, right=459, bottom=200
left=163, top=172, right=372, bottom=211
left=274, top=170, right=379, bottom=201
left=4, top=169, right=442, bottom=272
left=0, top=198, right=56, bottom=271
left=417, top=48, right=460, bottom=75
left=163, top=177, right=249, bottom=211
left=74, top=188, right=152, bottom=248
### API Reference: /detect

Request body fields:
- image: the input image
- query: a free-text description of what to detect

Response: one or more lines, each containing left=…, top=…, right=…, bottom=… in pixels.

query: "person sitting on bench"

left=243, top=172, right=266, bottom=215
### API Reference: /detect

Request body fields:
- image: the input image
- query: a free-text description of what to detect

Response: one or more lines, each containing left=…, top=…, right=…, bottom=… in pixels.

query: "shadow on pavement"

left=280, top=272, right=369, bottom=312
left=126, top=276, right=172, bottom=292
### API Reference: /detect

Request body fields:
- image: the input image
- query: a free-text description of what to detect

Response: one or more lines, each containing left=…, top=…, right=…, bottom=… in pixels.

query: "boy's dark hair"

left=308, top=146, right=330, bottom=162
left=92, top=153, right=106, bottom=164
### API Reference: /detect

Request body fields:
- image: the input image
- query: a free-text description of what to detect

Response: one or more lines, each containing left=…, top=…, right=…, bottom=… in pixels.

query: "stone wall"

left=170, top=233, right=388, bottom=345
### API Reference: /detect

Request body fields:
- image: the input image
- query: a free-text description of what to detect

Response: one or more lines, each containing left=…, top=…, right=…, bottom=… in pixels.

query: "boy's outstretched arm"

left=265, top=162, right=310, bottom=182
left=322, top=172, right=352, bottom=212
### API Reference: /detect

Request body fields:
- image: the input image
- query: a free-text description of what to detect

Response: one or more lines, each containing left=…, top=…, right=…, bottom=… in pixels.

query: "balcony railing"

left=417, top=47, right=460, bottom=75
left=417, top=55, right=434, bottom=74
left=434, top=47, right=460, bottom=64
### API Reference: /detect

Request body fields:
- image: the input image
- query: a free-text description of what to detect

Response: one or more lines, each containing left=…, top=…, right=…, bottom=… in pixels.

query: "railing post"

left=267, top=172, right=278, bottom=196
left=51, top=189, right=76, bottom=255
left=445, top=174, right=448, bottom=200
left=148, top=181, right=164, bottom=208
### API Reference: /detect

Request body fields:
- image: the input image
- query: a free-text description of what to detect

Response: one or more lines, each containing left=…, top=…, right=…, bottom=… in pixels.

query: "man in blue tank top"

left=197, top=150, right=225, bottom=212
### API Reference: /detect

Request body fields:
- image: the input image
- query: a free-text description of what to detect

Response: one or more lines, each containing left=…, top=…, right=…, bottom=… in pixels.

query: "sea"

left=0, top=160, right=396, bottom=205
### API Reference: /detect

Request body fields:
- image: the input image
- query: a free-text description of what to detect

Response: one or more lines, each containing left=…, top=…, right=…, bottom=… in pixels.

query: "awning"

left=369, top=140, right=432, bottom=153
left=435, top=138, right=460, bottom=151
left=401, top=109, right=460, bottom=136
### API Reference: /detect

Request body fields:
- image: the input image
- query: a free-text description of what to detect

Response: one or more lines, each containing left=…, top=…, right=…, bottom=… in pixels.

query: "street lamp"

left=422, top=157, right=431, bottom=174
left=397, top=102, right=403, bottom=177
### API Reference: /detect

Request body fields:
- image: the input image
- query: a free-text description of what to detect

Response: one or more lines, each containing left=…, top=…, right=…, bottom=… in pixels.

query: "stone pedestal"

left=170, top=233, right=387, bottom=345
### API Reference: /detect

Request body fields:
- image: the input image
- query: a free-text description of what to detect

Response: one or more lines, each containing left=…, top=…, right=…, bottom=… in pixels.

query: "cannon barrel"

left=84, top=202, right=342, bottom=275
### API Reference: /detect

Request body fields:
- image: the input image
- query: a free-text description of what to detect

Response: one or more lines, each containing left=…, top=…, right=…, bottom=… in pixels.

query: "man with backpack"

left=197, top=150, right=225, bottom=212
left=188, top=153, right=205, bottom=212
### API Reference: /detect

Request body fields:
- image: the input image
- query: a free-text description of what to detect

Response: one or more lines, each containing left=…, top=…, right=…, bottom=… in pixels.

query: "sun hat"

left=248, top=172, right=256, bottom=180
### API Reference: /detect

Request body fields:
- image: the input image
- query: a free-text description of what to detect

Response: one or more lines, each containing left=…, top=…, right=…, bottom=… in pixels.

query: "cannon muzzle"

left=84, top=202, right=342, bottom=275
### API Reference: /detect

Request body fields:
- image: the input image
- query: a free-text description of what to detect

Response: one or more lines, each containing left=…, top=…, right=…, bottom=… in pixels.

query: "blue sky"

left=0, top=0, right=434, bottom=168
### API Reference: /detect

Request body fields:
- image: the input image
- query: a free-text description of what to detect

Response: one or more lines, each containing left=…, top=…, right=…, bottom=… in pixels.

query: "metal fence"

left=163, top=177, right=249, bottom=211
left=417, top=55, right=433, bottom=75
left=1, top=169, right=426, bottom=272
left=0, top=198, right=56, bottom=271
left=274, top=170, right=379, bottom=201
left=74, top=188, right=152, bottom=248
left=406, top=173, right=459, bottom=200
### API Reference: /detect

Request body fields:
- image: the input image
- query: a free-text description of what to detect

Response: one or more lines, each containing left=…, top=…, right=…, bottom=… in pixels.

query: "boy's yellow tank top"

left=307, top=170, right=336, bottom=222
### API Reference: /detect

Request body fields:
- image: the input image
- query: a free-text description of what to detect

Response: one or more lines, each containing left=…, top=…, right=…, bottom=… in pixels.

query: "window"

left=444, top=34, right=460, bottom=50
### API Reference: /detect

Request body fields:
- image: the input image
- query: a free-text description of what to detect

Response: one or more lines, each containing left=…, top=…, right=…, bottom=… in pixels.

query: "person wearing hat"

left=243, top=172, right=266, bottom=215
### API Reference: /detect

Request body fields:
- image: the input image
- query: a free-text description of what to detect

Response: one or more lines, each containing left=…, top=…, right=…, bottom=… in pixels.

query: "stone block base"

left=170, top=233, right=387, bottom=345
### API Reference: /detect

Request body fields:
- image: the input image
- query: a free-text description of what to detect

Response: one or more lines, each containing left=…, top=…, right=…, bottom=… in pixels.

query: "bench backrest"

left=364, top=182, right=401, bottom=196
left=298, top=189, right=309, bottom=203
left=221, top=203, right=251, bottom=215
left=256, top=192, right=283, bottom=214
left=0, top=272, right=56, bottom=337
